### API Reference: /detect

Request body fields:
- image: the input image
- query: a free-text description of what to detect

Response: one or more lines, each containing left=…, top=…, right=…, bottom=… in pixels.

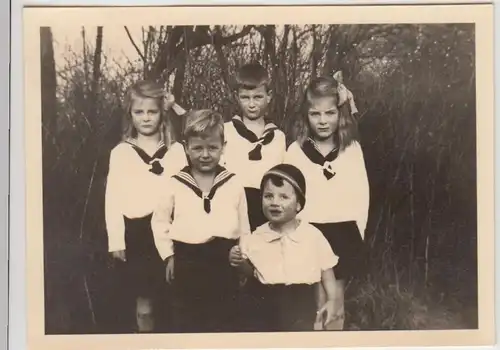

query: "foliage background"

left=40, top=24, right=477, bottom=334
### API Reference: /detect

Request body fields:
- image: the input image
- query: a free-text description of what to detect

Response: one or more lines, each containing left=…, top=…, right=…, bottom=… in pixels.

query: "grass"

left=344, top=274, right=473, bottom=331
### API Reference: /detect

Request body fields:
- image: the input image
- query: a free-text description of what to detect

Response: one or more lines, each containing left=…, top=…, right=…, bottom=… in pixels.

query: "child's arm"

left=230, top=246, right=255, bottom=278
left=317, top=268, right=344, bottom=327
left=315, top=281, right=327, bottom=310
left=277, top=131, right=287, bottom=164
left=151, top=182, right=175, bottom=263
left=236, top=258, right=255, bottom=278
left=231, top=235, right=256, bottom=279
left=229, top=245, right=245, bottom=267
left=105, top=147, right=126, bottom=260
left=237, top=186, right=251, bottom=237
left=351, top=142, right=370, bottom=239
left=315, top=229, right=343, bottom=327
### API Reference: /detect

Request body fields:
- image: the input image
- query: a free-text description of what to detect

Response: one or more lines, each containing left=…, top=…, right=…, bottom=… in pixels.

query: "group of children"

left=105, top=62, right=370, bottom=333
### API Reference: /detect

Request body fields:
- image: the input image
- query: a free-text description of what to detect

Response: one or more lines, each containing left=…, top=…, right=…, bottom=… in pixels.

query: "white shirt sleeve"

left=238, top=186, right=251, bottom=237
left=239, top=234, right=250, bottom=259
left=164, top=142, right=187, bottom=178
left=151, top=181, right=175, bottom=260
left=350, top=142, right=370, bottom=239
left=105, top=146, right=126, bottom=252
left=283, top=141, right=298, bottom=165
left=276, top=131, right=287, bottom=165
left=315, top=228, right=339, bottom=271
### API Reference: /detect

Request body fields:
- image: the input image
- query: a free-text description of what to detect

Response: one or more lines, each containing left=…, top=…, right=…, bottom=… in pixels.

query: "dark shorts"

left=310, top=221, right=368, bottom=281
left=171, top=238, right=239, bottom=333
left=243, top=279, right=317, bottom=332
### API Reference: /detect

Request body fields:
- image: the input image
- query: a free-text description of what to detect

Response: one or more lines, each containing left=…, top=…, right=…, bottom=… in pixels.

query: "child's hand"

left=229, top=245, right=244, bottom=267
left=164, top=93, right=176, bottom=111
left=111, top=250, right=126, bottom=262
left=165, top=256, right=175, bottom=284
left=238, top=259, right=255, bottom=278
left=315, top=300, right=345, bottom=330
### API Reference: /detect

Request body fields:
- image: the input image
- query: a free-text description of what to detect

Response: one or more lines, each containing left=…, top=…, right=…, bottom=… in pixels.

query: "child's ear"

left=296, top=201, right=302, bottom=213
left=233, top=89, right=240, bottom=102
left=266, top=89, right=273, bottom=103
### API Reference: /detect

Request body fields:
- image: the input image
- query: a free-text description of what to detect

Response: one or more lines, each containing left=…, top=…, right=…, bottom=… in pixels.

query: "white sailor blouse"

left=221, top=116, right=287, bottom=189
left=105, top=140, right=187, bottom=252
left=151, top=165, right=251, bottom=260
left=284, top=139, right=370, bottom=238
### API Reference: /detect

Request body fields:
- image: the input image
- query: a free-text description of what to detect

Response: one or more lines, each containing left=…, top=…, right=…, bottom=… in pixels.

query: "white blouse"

left=240, top=221, right=338, bottom=285
left=151, top=167, right=251, bottom=260
left=284, top=140, right=370, bottom=238
left=105, top=141, right=187, bottom=252
left=221, top=116, right=286, bottom=189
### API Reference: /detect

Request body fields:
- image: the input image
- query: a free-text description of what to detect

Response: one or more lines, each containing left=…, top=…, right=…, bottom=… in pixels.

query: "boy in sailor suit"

left=222, top=62, right=287, bottom=232
left=151, top=109, right=251, bottom=333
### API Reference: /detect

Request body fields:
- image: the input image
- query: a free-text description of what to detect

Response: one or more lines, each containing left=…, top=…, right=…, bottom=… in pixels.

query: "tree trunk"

left=91, top=27, right=103, bottom=110
left=213, top=26, right=232, bottom=97
left=40, top=27, right=57, bottom=143
left=171, top=58, right=187, bottom=141
left=82, top=27, right=89, bottom=94
left=40, top=26, right=75, bottom=334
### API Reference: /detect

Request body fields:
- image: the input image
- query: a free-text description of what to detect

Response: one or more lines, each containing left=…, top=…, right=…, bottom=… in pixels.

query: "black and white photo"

left=23, top=4, right=495, bottom=350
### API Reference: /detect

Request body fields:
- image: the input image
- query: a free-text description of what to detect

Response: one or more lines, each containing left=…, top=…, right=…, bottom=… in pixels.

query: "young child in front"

left=151, top=109, right=251, bottom=333
left=285, top=76, right=370, bottom=330
left=229, top=164, right=342, bottom=332
left=223, top=62, right=287, bottom=232
left=105, top=80, right=187, bottom=333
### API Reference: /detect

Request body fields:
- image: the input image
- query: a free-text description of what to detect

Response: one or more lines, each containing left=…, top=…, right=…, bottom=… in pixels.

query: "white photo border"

left=17, top=3, right=495, bottom=350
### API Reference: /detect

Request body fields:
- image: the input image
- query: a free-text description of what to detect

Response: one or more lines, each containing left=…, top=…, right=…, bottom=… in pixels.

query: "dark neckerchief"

left=300, top=137, right=339, bottom=180
left=231, top=116, right=278, bottom=161
left=125, top=139, right=168, bottom=175
left=173, top=165, right=235, bottom=213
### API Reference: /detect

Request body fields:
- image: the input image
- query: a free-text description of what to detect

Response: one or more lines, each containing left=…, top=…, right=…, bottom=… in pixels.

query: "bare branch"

left=124, top=26, right=146, bottom=62
left=219, top=25, right=254, bottom=45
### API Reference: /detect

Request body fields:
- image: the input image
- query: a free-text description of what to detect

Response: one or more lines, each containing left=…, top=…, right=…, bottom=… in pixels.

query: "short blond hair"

left=183, top=109, right=225, bottom=143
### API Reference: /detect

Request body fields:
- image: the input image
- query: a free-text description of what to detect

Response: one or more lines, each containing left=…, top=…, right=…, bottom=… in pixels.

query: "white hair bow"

left=333, top=71, right=358, bottom=115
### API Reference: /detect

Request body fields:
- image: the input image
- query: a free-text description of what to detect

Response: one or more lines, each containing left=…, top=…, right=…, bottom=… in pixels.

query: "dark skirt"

left=243, top=278, right=317, bottom=332
left=244, top=187, right=267, bottom=232
left=106, top=214, right=169, bottom=333
left=124, top=214, right=170, bottom=331
left=310, top=221, right=368, bottom=281
left=124, top=214, right=166, bottom=299
left=171, top=238, right=239, bottom=333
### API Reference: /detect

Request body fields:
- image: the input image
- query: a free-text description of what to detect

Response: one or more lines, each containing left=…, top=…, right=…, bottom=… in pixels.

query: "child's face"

left=237, top=85, right=271, bottom=121
left=131, top=97, right=162, bottom=137
left=184, top=133, right=225, bottom=173
left=307, top=96, right=339, bottom=141
left=262, top=178, right=301, bottom=226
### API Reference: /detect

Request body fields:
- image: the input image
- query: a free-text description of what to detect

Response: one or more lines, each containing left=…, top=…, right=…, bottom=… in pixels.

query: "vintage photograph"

left=41, top=21, right=478, bottom=334
left=24, top=4, right=494, bottom=350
